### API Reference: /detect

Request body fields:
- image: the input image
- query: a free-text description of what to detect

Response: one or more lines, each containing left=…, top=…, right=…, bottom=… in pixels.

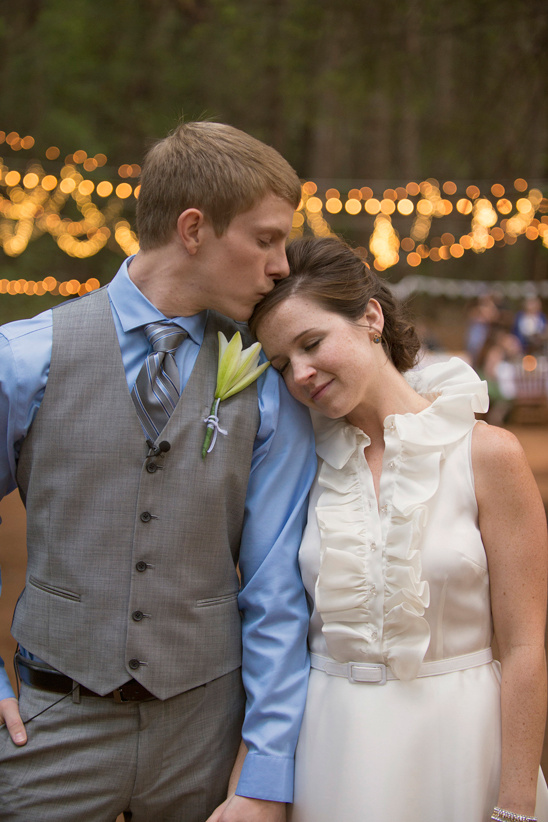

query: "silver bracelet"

left=491, top=807, right=537, bottom=822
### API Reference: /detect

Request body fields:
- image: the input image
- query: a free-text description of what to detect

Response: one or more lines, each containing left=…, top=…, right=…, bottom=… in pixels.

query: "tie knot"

left=144, top=322, right=187, bottom=354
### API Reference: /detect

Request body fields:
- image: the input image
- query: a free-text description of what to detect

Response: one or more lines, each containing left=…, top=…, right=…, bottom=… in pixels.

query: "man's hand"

left=206, top=795, right=286, bottom=822
left=0, top=697, right=27, bottom=745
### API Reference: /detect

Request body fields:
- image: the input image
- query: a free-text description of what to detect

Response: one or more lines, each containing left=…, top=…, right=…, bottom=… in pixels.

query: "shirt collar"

left=107, top=256, right=206, bottom=345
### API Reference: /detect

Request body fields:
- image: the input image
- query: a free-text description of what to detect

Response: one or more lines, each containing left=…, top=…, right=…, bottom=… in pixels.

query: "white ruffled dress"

left=290, top=358, right=548, bottom=822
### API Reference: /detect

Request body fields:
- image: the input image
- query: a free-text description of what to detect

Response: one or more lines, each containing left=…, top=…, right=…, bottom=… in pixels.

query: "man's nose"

left=267, top=246, right=290, bottom=280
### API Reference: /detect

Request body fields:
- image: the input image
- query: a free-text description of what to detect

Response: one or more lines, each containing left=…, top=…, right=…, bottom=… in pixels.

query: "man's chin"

left=211, top=299, right=255, bottom=323
left=227, top=307, right=253, bottom=323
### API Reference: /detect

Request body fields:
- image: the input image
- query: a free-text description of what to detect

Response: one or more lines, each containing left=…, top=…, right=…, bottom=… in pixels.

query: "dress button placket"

left=358, top=462, right=384, bottom=655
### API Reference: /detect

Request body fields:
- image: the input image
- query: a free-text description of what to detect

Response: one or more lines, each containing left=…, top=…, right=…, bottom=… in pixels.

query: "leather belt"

left=15, top=654, right=157, bottom=702
left=310, top=647, right=494, bottom=684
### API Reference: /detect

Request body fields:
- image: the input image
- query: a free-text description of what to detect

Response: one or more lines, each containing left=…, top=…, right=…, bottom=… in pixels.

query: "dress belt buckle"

left=347, top=661, right=387, bottom=685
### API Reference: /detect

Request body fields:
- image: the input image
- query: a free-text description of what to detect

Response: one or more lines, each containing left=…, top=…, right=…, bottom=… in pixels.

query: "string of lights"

left=294, top=181, right=548, bottom=271
left=1, top=128, right=547, bottom=298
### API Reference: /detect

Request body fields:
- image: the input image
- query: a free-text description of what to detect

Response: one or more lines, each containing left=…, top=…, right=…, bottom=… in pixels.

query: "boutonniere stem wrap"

left=202, top=331, right=270, bottom=458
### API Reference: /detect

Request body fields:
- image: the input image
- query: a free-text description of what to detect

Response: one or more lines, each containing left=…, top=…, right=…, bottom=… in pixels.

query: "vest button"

left=128, top=658, right=140, bottom=670
left=136, top=561, right=147, bottom=572
left=140, top=511, right=152, bottom=522
left=146, top=462, right=158, bottom=473
left=132, top=610, right=144, bottom=621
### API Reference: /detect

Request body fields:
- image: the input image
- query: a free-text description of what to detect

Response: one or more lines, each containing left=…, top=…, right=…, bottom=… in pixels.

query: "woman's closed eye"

left=275, top=360, right=289, bottom=375
left=272, top=340, right=321, bottom=375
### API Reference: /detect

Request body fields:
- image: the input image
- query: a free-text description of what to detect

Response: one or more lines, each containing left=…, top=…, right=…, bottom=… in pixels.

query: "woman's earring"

left=373, top=333, right=382, bottom=344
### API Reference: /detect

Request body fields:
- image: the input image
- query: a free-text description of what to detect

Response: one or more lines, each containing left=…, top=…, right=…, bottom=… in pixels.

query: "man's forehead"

left=239, top=195, right=295, bottom=228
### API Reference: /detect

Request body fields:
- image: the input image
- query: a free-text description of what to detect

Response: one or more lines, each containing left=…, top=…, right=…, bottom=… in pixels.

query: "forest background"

left=1, top=0, right=547, bottom=345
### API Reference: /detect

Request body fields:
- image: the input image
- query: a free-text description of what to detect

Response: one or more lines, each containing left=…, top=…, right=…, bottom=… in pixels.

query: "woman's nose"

left=292, top=360, right=315, bottom=384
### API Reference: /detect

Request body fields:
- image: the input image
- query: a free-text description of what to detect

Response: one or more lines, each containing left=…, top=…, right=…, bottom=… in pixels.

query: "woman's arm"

left=473, top=423, right=548, bottom=816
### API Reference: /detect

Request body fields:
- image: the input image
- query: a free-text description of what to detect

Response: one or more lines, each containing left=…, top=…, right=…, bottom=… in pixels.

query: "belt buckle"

left=112, top=685, right=130, bottom=703
left=347, top=662, right=387, bottom=685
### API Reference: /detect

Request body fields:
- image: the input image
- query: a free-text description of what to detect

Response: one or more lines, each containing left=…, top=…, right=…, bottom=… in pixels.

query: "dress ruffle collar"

left=311, top=357, right=488, bottom=680
left=313, top=357, right=489, bottom=468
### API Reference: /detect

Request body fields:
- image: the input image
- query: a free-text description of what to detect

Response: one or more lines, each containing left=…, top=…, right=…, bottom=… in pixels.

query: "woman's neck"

left=345, top=367, right=431, bottom=445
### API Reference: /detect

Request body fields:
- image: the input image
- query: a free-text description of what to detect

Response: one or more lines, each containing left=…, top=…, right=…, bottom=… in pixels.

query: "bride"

left=248, top=235, right=548, bottom=822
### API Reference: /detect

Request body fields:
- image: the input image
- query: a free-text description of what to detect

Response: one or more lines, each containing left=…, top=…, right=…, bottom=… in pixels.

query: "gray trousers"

left=0, top=668, right=244, bottom=822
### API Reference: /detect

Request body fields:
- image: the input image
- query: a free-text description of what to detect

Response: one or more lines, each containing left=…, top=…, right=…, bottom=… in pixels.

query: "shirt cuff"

left=235, top=752, right=295, bottom=803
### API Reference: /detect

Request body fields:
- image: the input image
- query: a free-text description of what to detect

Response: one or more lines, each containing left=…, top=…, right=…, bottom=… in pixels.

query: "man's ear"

left=176, top=208, right=206, bottom=255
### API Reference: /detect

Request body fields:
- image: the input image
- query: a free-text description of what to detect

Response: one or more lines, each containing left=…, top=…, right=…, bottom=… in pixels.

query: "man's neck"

left=128, top=245, right=198, bottom=318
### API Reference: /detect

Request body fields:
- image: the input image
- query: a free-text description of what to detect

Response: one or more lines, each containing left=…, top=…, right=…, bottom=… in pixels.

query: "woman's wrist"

left=491, top=807, right=537, bottom=822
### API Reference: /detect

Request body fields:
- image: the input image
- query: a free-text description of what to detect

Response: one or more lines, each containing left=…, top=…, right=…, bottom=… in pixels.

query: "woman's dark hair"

left=250, top=235, right=421, bottom=373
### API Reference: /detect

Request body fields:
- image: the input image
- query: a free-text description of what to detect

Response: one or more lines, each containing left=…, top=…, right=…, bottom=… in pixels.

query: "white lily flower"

left=202, top=332, right=270, bottom=457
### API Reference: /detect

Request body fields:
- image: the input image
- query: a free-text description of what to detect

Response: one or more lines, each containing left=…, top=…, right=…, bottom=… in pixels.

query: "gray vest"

left=14, top=287, right=259, bottom=699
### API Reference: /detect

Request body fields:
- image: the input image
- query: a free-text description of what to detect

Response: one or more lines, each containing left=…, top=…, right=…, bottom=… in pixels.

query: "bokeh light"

left=0, top=126, right=546, bottom=291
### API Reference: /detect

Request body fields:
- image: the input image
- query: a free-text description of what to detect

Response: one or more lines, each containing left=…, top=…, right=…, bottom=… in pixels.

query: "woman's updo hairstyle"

left=250, top=235, right=421, bottom=373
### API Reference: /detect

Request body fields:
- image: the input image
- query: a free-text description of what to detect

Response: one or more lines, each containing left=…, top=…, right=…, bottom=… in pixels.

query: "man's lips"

left=310, top=380, right=333, bottom=401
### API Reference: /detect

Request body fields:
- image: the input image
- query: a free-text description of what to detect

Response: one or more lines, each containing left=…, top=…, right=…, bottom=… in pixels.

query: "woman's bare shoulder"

left=472, top=421, right=527, bottom=468
left=472, top=422, right=541, bottom=507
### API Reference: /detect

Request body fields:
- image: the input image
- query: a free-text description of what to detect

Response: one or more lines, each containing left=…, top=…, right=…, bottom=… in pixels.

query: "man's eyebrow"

left=257, top=226, right=288, bottom=238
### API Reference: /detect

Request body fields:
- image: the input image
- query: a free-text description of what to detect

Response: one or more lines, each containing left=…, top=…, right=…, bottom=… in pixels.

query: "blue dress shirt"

left=0, top=259, right=316, bottom=802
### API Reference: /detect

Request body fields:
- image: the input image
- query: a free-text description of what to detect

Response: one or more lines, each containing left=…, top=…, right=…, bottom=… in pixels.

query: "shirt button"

left=371, top=631, right=378, bottom=641
left=136, top=561, right=147, bottom=572
left=140, top=511, right=152, bottom=522
left=128, top=658, right=140, bottom=670
left=370, top=541, right=377, bottom=551
left=132, top=610, right=144, bottom=621
left=146, top=462, right=158, bottom=474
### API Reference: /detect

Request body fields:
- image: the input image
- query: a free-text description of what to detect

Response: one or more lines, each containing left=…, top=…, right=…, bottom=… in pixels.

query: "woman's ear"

left=362, top=298, right=384, bottom=335
left=176, top=208, right=206, bottom=255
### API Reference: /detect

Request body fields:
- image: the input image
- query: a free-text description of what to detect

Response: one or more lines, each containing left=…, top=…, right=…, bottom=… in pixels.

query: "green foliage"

left=0, top=0, right=546, bottom=324
left=1, top=0, right=546, bottom=174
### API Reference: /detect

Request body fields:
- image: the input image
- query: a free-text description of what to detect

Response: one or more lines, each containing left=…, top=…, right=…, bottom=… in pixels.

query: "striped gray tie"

left=131, top=322, right=187, bottom=441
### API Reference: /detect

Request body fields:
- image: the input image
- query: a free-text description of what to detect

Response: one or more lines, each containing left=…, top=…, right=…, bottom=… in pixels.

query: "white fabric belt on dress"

left=309, top=648, right=494, bottom=684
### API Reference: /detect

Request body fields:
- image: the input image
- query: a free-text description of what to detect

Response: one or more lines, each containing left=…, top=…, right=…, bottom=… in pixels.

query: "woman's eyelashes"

left=273, top=339, right=322, bottom=375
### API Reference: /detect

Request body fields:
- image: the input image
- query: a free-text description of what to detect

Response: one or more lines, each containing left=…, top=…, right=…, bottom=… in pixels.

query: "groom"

left=0, top=121, right=315, bottom=821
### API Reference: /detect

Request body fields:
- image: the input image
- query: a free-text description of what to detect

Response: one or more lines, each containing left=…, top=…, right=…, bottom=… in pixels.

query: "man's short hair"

left=136, top=121, right=302, bottom=249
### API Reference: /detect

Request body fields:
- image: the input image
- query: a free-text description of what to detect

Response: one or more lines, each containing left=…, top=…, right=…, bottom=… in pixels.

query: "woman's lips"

left=311, top=380, right=333, bottom=402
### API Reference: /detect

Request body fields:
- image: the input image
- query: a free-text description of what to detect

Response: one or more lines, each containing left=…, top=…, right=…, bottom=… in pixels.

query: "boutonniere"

left=202, top=331, right=270, bottom=458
